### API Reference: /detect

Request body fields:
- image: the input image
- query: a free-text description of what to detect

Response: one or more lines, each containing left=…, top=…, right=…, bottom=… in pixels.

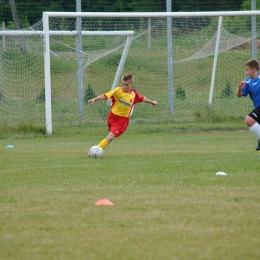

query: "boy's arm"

left=237, top=81, right=245, bottom=97
left=88, top=94, right=107, bottom=105
left=143, top=97, right=158, bottom=106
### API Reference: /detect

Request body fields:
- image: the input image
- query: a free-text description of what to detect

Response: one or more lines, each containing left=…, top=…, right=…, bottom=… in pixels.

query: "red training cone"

left=95, top=199, right=114, bottom=206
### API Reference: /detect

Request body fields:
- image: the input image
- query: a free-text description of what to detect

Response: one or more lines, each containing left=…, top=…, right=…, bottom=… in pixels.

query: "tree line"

left=0, top=0, right=247, bottom=29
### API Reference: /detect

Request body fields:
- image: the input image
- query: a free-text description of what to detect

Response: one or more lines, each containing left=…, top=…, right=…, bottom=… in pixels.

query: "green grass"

left=1, top=125, right=260, bottom=260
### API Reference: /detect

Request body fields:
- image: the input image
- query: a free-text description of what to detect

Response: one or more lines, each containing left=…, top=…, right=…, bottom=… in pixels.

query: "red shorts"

left=107, top=112, right=129, bottom=137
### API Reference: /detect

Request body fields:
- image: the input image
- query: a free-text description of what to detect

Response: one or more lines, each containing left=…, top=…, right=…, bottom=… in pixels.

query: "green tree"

left=241, top=0, right=260, bottom=10
left=0, top=0, right=247, bottom=28
left=172, top=0, right=243, bottom=12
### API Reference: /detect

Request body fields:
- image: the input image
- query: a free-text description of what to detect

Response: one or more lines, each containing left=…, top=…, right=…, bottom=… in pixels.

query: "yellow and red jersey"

left=104, top=87, right=145, bottom=118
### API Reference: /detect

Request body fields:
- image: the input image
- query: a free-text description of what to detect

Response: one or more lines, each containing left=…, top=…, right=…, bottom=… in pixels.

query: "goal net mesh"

left=0, top=15, right=258, bottom=130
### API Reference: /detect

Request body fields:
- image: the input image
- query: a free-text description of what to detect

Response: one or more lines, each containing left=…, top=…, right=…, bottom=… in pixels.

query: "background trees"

left=0, top=0, right=247, bottom=29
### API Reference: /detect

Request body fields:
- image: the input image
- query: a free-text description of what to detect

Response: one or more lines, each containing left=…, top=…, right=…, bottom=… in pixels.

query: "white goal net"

left=1, top=11, right=260, bottom=133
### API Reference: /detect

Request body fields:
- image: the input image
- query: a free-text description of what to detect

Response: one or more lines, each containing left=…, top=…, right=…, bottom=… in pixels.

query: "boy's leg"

left=246, top=109, right=260, bottom=150
left=98, top=138, right=109, bottom=149
left=97, top=113, right=129, bottom=150
left=97, top=115, right=113, bottom=150
left=248, top=121, right=260, bottom=139
left=248, top=122, right=260, bottom=150
left=98, top=132, right=115, bottom=149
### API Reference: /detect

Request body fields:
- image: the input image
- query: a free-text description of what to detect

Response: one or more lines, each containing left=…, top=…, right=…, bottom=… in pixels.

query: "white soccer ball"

left=88, top=145, right=104, bottom=158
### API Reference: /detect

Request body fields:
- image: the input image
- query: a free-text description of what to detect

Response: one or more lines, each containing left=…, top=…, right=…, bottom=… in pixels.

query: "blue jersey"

left=242, top=74, right=260, bottom=108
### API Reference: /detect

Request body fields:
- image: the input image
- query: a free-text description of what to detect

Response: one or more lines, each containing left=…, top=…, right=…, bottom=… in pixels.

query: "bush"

left=0, top=90, right=3, bottom=101
left=36, top=88, right=45, bottom=103
left=84, top=84, right=96, bottom=102
left=221, top=82, right=233, bottom=99
left=176, top=86, right=186, bottom=100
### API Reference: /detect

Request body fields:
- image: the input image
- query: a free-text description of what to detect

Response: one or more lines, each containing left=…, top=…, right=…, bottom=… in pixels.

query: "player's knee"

left=245, top=116, right=255, bottom=127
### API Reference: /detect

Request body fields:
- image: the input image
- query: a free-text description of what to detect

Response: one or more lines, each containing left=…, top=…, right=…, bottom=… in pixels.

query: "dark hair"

left=121, top=74, right=134, bottom=82
left=245, top=59, right=260, bottom=71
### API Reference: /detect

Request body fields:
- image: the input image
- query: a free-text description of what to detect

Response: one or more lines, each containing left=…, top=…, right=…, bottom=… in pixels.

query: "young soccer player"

left=237, top=59, right=260, bottom=151
left=87, top=74, right=158, bottom=154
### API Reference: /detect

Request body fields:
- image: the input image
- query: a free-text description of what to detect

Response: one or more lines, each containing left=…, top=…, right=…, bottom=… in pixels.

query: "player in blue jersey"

left=237, top=59, right=260, bottom=151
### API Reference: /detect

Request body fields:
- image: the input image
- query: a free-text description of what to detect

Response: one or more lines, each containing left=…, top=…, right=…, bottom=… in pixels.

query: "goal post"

left=209, top=15, right=222, bottom=106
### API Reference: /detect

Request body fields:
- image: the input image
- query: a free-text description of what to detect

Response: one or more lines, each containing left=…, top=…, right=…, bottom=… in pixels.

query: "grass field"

left=1, top=124, right=260, bottom=260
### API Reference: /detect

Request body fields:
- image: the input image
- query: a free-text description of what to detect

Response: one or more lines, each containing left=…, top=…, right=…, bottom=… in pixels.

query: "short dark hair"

left=245, top=59, right=260, bottom=71
left=121, top=74, right=133, bottom=82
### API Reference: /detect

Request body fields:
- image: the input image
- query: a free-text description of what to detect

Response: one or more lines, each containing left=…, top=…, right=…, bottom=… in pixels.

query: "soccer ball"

left=88, top=145, right=104, bottom=158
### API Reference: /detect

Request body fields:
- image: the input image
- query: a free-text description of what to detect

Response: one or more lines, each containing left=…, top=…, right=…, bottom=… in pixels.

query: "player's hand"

left=238, top=81, right=246, bottom=90
left=152, top=101, right=158, bottom=106
left=88, top=98, right=95, bottom=105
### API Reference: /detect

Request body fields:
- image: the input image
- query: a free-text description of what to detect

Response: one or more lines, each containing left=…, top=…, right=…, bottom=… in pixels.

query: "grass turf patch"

left=1, top=130, right=260, bottom=259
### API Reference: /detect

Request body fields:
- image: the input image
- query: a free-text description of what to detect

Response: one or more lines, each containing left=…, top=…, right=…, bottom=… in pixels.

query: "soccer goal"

left=0, top=23, right=134, bottom=134
left=1, top=11, right=260, bottom=134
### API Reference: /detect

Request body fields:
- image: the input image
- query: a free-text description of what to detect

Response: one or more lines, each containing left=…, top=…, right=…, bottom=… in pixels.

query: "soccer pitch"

left=1, top=125, right=260, bottom=260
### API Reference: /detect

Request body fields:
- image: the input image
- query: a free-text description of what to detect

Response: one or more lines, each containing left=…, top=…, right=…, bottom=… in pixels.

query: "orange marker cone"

left=95, top=199, right=114, bottom=206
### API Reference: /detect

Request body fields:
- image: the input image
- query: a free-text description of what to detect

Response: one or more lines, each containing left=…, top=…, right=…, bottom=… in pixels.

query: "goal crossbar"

left=43, top=11, right=260, bottom=18
left=0, top=31, right=134, bottom=36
